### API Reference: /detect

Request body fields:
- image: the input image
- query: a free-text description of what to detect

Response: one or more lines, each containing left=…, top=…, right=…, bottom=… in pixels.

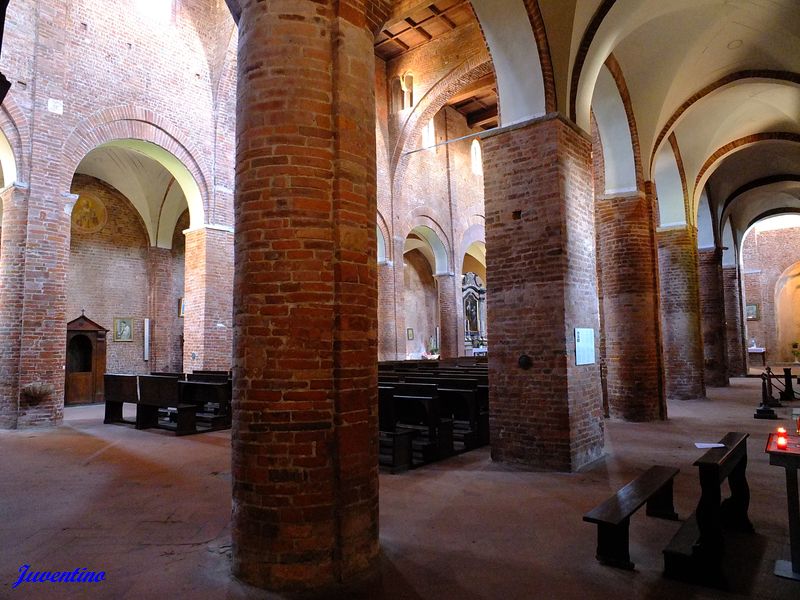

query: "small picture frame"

left=178, top=297, right=185, bottom=318
left=745, top=303, right=760, bottom=321
left=114, top=317, right=134, bottom=342
left=406, top=328, right=414, bottom=340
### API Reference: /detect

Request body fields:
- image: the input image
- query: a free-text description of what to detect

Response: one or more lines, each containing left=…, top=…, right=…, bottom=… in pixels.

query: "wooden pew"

left=438, top=388, right=478, bottom=451
left=103, top=374, right=139, bottom=425
left=663, top=432, right=752, bottom=585
left=137, top=375, right=199, bottom=436
left=179, top=379, right=232, bottom=431
left=378, top=385, right=415, bottom=473
left=583, top=465, right=680, bottom=569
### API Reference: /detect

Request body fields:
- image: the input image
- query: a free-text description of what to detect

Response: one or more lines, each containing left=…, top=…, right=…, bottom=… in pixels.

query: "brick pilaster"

left=377, top=261, right=398, bottom=360
left=723, top=266, right=747, bottom=376
left=15, top=0, right=73, bottom=427
left=231, top=0, right=379, bottom=593
left=147, top=247, right=176, bottom=373
left=699, top=247, right=729, bottom=386
left=596, top=191, right=665, bottom=421
left=483, top=114, right=604, bottom=472
left=435, top=272, right=459, bottom=358
left=657, top=226, right=706, bottom=400
left=0, top=184, right=29, bottom=429
left=183, top=227, right=233, bottom=372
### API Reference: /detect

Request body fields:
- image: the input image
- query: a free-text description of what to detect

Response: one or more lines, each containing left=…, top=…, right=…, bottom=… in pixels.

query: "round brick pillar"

left=699, top=247, right=729, bottom=386
left=596, top=191, right=665, bottom=421
left=231, top=0, right=379, bottom=593
left=657, top=226, right=706, bottom=400
left=0, top=184, right=28, bottom=429
left=723, top=266, right=747, bottom=376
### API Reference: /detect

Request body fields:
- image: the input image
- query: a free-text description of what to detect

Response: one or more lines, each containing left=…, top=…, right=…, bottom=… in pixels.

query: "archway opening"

left=403, top=228, right=444, bottom=358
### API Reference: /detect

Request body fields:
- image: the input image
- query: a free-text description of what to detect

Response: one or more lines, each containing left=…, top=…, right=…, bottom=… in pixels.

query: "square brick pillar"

left=482, top=114, right=604, bottom=471
left=0, top=184, right=29, bottom=429
left=723, top=266, right=747, bottom=376
left=699, top=247, right=729, bottom=386
left=657, top=226, right=706, bottom=400
left=436, top=272, right=459, bottom=358
left=231, top=1, right=380, bottom=594
left=183, top=226, right=233, bottom=372
left=596, top=191, right=666, bottom=421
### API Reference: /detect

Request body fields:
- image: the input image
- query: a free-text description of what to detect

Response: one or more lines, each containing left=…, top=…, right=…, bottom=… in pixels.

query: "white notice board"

left=575, top=328, right=595, bottom=366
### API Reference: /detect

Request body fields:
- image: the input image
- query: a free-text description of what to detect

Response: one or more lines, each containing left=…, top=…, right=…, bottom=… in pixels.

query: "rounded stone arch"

left=459, top=220, right=486, bottom=265
left=650, top=71, right=800, bottom=178
left=61, top=107, right=211, bottom=230
left=404, top=215, right=451, bottom=276
left=693, top=133, right=800, bottom=223
left=0, top=92, right=30, bottom=187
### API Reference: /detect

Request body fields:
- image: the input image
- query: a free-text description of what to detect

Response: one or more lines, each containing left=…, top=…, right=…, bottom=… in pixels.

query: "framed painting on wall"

left=113, top=317, right=134, bottom=342
left=745, top=303, right=760, bottom=321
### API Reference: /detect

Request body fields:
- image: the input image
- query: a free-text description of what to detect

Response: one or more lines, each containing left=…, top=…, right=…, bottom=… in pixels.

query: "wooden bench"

left=378, top=385, right=415, bottom=473
left=584, top=465, right=680, bottom=569
left=103, top=374, right=139, bottom=425
left=663, top=432, right=752, bottom=585
left=137, top=375, right=199, bottom=436
left=179, top=379, right=232, bottom=431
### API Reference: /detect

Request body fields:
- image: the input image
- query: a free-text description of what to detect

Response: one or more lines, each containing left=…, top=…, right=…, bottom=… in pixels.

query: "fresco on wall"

left=71, top=195, right=107, bottom=234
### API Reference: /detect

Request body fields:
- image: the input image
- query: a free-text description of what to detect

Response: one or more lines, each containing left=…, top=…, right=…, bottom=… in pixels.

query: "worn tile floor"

left=1, top=378, right=798, bottom=599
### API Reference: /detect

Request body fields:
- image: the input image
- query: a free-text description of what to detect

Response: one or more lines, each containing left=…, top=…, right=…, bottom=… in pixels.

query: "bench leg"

left=136, top=404, right=159, bottom=430
left=646, top=479, right=679, bottom=520
left=596, top=520, right=634, bottom=570
left=104, top=401, right=123, bottom=424
left=175, top=407, right=197, bottom=436
left=721, top=453, right=754, bottom=533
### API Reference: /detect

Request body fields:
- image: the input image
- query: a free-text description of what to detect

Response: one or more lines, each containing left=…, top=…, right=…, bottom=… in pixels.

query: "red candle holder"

left=777, top=436, right=789, bottom=450
left=777, top=427, right=787, bottom=435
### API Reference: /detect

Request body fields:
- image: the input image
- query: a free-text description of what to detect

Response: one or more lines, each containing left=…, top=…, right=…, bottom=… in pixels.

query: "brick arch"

left=569, top=0, right=618, bottom=124
left=390, top=54, right=494, bottom=202
left=603, top=53, right=643, bottom=190
left=694, top=133, right=800, bottom=220
left=62, top=106, right=211, bottom=227
left=0, top=91, right=30, bottom=186
left=650, top=71, right=800, bottom=178
left=377, top=209, right=391, bottom=263
left=522, top=0, right=557, bottom=113
left=747, top=208, right=800, bottom=233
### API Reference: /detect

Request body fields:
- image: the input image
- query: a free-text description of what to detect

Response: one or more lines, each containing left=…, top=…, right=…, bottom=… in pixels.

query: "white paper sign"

left=575, top=328, right=595, bottom=366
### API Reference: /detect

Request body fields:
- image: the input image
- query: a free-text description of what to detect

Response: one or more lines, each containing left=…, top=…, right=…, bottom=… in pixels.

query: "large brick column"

left=436, top=272, right=459, bottom=358
left=482, top=114, right=604, bottom=472
left=596, top=191, right=665, bottom=421
left=723, top=266, right=747, bottom=376
left=658, top=226, right=706, bottom=400
left=0, top=184, right=28, bottom=429
left=699, top=247, right=729, bottom=386
left=231, top=0, right=379, bottom=594
left=183, top=227, right=233, bottom=372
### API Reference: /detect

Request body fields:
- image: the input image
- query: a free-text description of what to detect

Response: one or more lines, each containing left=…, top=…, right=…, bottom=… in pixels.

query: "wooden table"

left=765, top=432, right=800, bottom=581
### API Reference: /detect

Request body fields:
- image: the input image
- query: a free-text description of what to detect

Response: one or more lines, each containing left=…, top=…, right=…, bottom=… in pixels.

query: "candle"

left=777, top=436, right=788, bottom=449
left=777, top=427, right=787, bottom=435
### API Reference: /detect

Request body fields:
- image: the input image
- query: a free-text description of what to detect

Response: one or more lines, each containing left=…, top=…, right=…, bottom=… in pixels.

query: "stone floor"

left=1, top=378, right=799, bottom=599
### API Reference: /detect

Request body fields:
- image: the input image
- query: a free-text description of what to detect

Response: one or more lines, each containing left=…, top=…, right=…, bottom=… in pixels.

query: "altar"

left=748, top=347, right=766, bottom=366
left=765, top=431, right=800, bottom=581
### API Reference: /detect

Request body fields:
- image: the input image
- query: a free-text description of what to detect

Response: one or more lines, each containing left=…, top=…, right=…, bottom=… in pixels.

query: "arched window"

left=471, top=139, right=483, bottom=176
left=136, top=0, right=174, bottom=24
left=401, top=72, right=414, bottom=109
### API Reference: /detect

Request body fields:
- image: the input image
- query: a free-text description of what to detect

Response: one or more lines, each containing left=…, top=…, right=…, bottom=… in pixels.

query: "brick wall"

left=741, top=226, right=800, bottom=363
left=483, top=114, right=604, bottom=472
left=403, top=249, right=438, bottom=357
left=68, top=175, right=150, bottom=374
left=657, top=226, right=705, bottom=400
